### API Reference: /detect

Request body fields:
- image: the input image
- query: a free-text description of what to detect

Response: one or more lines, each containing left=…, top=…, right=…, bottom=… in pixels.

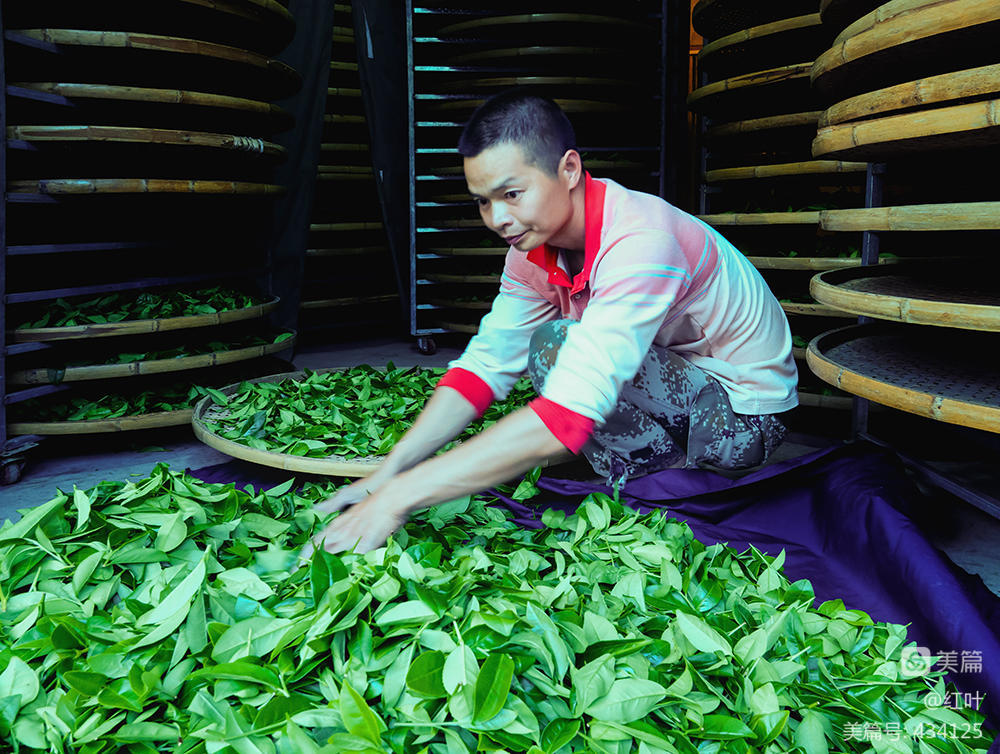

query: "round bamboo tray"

left=7, top=83, right=294, bottom=134
left=698, top=14, right=829, bottom=81
left=746, top=256, right=887, bottom=271
left=819, top=64, right=1000, bottom=127
left=306, top=247, right=387, bottom=257
left=422, top=98, right=623, bottom=115
left=11, top=29, right=301, bottom=99
left=426, top=247, right=506, bottom=257
left=310, top=222, right=383, bottom=232
left=435, top=321, right=480, bottom=335
left=811, top=0, right=1000, bottom=99
left=819, top=0, right=884, bottom=36
left=819, top=202, right=1000, bottom=231
left=806, top=324, right=1000, bottom=433
left=781, top=302, right=855, bottom=318
left=692, top=0, right=817, bottom=39
left=446, top=46, right=624, bottom=66
left=429, top=298, right=492, bottom=311
left=697, top=211, right=821, bottom=226
left=810, top=264, right=1000, bottom=331
left=812, top=98, right=1000, bottom=160
left=436, top=76, right=638, bottom=94
left=435, top=13, right=645, bottom=39
left=10, top=332, right=297, bottom=385
left=10, top=409, right=193, bottom=435
left=705, top=160, right=866, bottom=182
left=424, top=273, right=501, bottom=284
left=12, top=296, right=279, bottom=343
left=6, top=125, right=285, bottom=160
left=418, top=218, right=483, bottom=230
left=191, top=369, right=386, bottom=477
left=687, top=63, right=819, bottom=119
left=708, top=111, right=824, bottom=139
left=299, top=295, right=397, bottom=310
left=9, top=178, right=286, bottom=195
left=3, top=0, right=295, bottom=54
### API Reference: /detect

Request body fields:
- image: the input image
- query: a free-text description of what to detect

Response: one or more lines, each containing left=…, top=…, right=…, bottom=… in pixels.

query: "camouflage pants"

left=527, top=319, right=787, bottom=483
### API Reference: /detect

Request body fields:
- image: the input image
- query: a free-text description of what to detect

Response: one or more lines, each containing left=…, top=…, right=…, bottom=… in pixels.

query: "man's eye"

left=505, top=191, right=520, bottom=200
left=474, top=198, right=488, bottom=208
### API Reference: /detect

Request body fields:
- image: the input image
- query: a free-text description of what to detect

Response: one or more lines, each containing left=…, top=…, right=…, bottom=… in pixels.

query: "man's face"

left=464, top=142, right=574, bottom=251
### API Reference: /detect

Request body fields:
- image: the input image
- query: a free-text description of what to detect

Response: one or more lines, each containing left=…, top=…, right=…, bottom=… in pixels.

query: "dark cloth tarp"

left=190, top=442, right=1000, bottom=747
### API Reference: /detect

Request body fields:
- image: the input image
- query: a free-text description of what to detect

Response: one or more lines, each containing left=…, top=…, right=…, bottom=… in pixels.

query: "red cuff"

left=437, top=368, right=494, bottom=418
left=529, top=397, right=596, bottom=454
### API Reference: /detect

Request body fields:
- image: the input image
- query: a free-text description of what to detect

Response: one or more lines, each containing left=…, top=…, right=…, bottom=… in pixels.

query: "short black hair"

left=457, top=89, right=577, bottom=176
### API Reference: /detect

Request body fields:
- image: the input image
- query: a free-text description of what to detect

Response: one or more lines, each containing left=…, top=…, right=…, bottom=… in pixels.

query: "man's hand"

left=301, top=485, right=409, bottom=559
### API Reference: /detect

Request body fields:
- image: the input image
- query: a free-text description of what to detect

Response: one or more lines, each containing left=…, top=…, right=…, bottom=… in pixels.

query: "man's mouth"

left=504, top=232, right=527, bottom=245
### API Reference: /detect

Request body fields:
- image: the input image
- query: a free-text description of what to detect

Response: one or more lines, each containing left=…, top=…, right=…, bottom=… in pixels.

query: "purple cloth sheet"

left=190, top=441, right=1000, bottom=745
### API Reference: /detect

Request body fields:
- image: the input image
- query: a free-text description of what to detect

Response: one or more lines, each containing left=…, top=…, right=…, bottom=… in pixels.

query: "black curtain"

left=262, top=0, right=338, bottom=332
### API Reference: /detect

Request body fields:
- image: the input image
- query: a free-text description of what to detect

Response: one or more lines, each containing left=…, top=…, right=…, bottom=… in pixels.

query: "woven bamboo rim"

left=436, top=76, right=637, bottom=93
left=310, top=222, right=383, bottom=232
left=426, top=247, right=506, bottom=257
left=321, top=143, right=369, bottom=152
left=429, top=298, right=492, bottom=311
left=6, top=125, right=285, bottom=158
left=781, top=302, right=855, bottom=318
left=300, top=295, right=397, bottom=310
left=330, top=61, right=359, bottom=72
left=810, top=265, right=1000, bottom=331
left=820, top=64, right=1000, bottom=127
left=192, top=368, right=389, bottom=477
left=12, top=296, right=278, bottom=343
left=746, top=256, right=889, bottom=271
left=426, top=98, right=622, bottom=114
left=806, top=324, right=1000, bottom=433
left=10, top=333, right=297, bottom=386
left=316, top=174, right=374, bottom=182
left=10, top=409, right=193, bottom=435
left=692, top=0, right=817, bottom=39
left=324, top=114, right=365, bottom=124
left=812, top=97, right=1000, bottom=160
left=819, top=202, right=1000, bottom=231
left=15, top=29, right=300, bottom=93
left=9, top=179, right=286, bottom=195
left=306, top=247, right=387, bottom=257
left=699, top=13, right=824, bottom=68
left=447, top=46, right=622, bottom=65
left=436, top=13, right=643, bottom=38
left=9, top=83, right=292, bottom=126
left=420, top=219, right=483, bottom=230
left=697, top=211, right=821, bottom=226
left=435, top=321, right=479, bottom=335
left=706, top=160, right=867, bottom=182
left=819, top=0, right=884, bottom=34
left=797, top=391, right=854, bottom=410
left=709, top=111, right=823, bottom=138
left=424, top=274, right=501, bottom=284
left=811, top=0, right=1000, bottom=93
left=687, top=63, right=813, bottom=115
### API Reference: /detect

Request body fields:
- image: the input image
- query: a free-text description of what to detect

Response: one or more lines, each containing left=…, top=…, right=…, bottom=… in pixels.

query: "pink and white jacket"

left=438, top=173, right=798, bottom=453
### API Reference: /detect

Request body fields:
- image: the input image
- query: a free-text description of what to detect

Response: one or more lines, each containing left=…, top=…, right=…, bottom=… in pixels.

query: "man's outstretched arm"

left=304, top=402, right=569, bottom=555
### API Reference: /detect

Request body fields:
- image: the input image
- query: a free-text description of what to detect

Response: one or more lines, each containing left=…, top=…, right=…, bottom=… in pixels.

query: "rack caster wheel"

left=417, top=336, right=437, bottom=355
left=2, top=460, right=26, bottom=485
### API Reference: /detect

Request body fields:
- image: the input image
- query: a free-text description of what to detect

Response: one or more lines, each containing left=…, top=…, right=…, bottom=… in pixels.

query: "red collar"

left=526, top=172, right=606, bottom=294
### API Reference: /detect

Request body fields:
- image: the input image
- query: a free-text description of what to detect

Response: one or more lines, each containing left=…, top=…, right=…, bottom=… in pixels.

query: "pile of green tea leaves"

left=9, top=383, right=211, bottom=423
left=0, top=465, right=990, bottom=753
left=17, top=288, right=266, bottom=330
left=199, top=366, right=536, bottom=458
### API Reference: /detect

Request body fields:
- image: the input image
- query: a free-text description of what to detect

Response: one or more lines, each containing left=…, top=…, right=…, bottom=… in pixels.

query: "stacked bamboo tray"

left=804, top=0, right=1000, bottom=436
left=688, top=0, right=866, bottom=412
left=409, top=1, right=664, bottom=347
left=2, top=0, right=300, bottom=441
left=300, top=1, right=401, bottom=337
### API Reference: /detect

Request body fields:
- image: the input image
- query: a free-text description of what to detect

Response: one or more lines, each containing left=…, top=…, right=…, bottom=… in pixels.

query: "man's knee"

left=527, top=319, right=574, bottom=387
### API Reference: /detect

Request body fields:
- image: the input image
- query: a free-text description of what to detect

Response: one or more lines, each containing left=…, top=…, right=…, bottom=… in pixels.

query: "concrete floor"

left=3, top=335, right=1000, bottom=599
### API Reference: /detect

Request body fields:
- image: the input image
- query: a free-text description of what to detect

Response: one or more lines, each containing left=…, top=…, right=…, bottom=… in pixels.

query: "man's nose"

left=490, top=204, right=512, bottom=229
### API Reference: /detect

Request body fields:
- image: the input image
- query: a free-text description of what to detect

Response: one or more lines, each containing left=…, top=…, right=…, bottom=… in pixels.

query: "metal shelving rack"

left=404, top=2, right=673, bottom=355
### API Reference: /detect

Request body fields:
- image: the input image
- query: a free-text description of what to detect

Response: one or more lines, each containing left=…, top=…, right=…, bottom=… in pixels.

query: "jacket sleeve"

left=440, top=251, right=559, bottom=413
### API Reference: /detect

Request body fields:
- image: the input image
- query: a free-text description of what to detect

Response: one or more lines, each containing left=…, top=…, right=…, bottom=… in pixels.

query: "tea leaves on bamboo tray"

left=9, top=382, right=211, bottom=423
left=0, top=465, right=990, bottom=752
left=16, top=288, right=264, bottom=330
left=200, top=366, right=537, bottom=458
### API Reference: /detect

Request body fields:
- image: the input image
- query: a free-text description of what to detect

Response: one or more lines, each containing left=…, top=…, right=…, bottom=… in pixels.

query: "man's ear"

left=559, top=149, right=583, bottom=189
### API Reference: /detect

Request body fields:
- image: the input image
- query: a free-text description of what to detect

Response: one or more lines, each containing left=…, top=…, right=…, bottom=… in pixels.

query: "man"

left=306, top=90, right=797, bottom=555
